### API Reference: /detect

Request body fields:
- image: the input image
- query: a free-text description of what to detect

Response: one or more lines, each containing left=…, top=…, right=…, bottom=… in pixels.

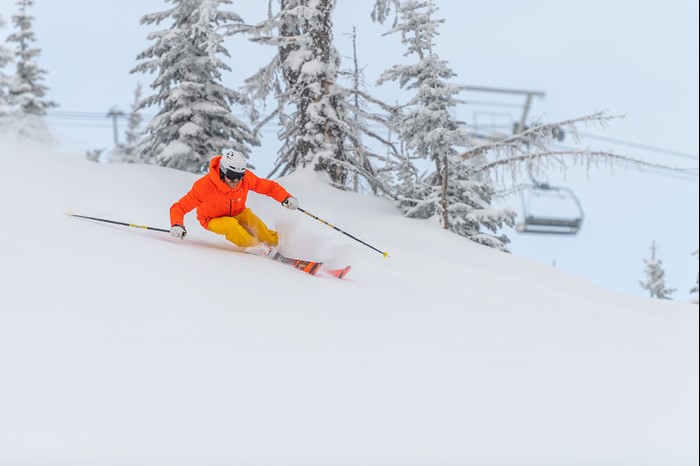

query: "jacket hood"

left=209, top=155, right=222, bottom=175
left=208, top=156, right=229, bottom=192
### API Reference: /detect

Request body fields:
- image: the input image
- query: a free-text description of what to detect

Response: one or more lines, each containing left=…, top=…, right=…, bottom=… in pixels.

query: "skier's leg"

left=208, top=216, right=260, bottom=248
left=234, top=208, right=279, bottom=246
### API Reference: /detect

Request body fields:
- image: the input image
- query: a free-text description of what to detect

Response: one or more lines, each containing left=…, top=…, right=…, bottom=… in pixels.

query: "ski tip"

left=326, top=266, right=351, bottom=279
left=382, top=251, right=390, bottom=258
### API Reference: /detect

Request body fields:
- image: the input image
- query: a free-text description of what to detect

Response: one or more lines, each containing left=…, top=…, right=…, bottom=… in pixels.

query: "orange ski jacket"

left=170, top=156, right=292, bottom=229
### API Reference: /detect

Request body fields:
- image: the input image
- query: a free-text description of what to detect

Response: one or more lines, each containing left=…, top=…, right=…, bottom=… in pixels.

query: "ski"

left=244, top=248, right=350, bottom=279
left=271, top=252, right=323, bottom=276
left=325, top=266, right=352, bottom=279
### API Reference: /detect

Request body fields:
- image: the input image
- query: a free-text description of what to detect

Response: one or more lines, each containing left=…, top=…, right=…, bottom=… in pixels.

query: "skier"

left=169, top=149, right=299, bottom=254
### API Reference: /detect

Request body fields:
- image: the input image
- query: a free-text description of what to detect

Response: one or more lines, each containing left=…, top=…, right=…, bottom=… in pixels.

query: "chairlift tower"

left=457, top=85, right=584, bottom=235
left=458, top=84, right=546, bottom=140
left=460, top=84, right=545, bottom=132
left=106, top=106, right=124, bottom=147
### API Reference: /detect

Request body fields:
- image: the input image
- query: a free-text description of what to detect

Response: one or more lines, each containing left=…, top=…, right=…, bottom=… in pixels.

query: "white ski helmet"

left=220, top=148, right=247, bottom=180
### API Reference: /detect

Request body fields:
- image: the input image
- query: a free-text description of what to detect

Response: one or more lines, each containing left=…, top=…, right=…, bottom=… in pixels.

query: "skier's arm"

left=170, top=184, right=203, bottom=227
left=247, top=171, right=292, bottom=204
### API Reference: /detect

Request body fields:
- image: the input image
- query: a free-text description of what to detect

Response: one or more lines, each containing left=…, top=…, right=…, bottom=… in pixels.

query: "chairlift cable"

left=580, top=132, right=698, bottom=160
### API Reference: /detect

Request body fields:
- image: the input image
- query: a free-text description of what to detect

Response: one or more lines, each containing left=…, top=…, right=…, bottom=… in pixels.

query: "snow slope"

left=1, top=137, right=698, bottom=466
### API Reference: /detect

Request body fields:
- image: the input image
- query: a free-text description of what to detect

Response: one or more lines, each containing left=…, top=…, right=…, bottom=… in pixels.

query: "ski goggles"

left=222, top=169, right=244, bottom=182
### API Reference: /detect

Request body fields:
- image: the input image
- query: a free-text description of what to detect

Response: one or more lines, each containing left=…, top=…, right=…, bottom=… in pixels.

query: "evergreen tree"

left=640, top=240, right=675, bottom=300
left=131, top=0, right=258, bottom=173
left=0, top=14, right=15, bottom=129
left=370, top=1, right=668, bottom=251
left=371, top=0, right=400, bottom=24
left=4, top=0, right=56, bottom=140
left=376, top=0, right=515, bottom=250
left=241, top=0, right=399, bottom=192
left=240, top=0, right=345, bottom=182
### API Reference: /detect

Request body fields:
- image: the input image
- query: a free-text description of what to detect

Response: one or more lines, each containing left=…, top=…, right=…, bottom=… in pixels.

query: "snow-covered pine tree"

left=131, top=0, right=257, bottom=173
left=640, top=240, right=676, bottom=300
left=376, top=0, right=515, bottom=251
left=392, top=132, right=418, bottom=197
left=0, top=14, right=15, bottom=130
left=241, top=0, right=399, bottom=191
left=371, top=0, right=400, bottom=24
left=371, top=3, right=677, bottom=250
left=239, top=0, right=347, bottom=182
left=4, top=0, right=56, bottom=140
left=122, top=82, right=145, bottom=163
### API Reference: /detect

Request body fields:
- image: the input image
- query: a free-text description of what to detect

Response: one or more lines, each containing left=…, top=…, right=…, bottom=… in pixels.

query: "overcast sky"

left=1, top=0, right=698, bottom=299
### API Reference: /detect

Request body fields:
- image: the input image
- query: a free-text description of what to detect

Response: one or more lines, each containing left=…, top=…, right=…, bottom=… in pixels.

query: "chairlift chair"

left=516, top=182, right=584, bottom=235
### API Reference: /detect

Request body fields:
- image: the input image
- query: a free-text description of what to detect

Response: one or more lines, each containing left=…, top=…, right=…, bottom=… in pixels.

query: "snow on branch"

left=460, top=112, right=692, bottom=185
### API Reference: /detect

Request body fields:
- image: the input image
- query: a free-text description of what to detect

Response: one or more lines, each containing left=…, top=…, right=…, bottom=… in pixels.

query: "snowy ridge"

left=0, top=138, right=698, bottom=465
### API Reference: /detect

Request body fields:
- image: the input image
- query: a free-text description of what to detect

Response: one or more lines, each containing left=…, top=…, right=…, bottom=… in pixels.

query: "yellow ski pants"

left=208, top=208, right=279, bottom=248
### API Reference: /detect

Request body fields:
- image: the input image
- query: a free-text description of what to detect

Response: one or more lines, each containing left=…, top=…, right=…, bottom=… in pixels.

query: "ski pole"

left=297, top=207, right=389, bottom=258
left=66, top=213, right=170, bottom=233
